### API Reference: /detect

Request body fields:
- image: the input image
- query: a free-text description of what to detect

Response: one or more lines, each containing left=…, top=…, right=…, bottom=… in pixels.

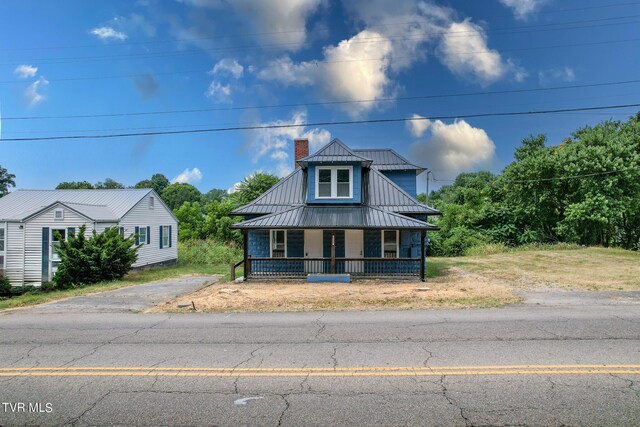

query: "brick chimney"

left=294, top=138, right=309, bottom=169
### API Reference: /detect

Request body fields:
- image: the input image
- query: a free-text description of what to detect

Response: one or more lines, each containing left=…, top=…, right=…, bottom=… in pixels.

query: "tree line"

left=420, top=114, right=640, bottom=256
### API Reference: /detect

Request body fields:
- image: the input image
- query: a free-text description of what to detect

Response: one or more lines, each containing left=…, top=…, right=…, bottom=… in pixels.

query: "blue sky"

left=1, top=0, right=639, bottom=194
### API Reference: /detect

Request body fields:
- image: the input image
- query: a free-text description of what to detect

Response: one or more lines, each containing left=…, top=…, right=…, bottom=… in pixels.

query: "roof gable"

left=0, top=189, right=153, bottom=221
left=297, top=139, right=372, bottom=166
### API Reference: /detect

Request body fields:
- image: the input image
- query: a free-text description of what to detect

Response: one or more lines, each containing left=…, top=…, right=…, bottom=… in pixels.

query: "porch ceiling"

left=232, top=206, right=438, bottom=230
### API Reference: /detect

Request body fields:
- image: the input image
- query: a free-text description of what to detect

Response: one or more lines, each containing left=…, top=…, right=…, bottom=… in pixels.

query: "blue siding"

left=307, top=163, right=362, bottom=204
left=248, top=230, right=269, bottom=257
left=382, top=170, right=417, bottom=197
left=287, top=230, right=304, bottom=257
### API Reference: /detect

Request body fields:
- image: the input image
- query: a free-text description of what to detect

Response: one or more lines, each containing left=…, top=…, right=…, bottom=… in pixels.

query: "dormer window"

left=316, top=166, right=353, bottom=199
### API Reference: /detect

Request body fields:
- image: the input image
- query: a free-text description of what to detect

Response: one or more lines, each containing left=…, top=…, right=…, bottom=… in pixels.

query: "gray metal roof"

left=233, top=206, right=438, bottom=230
left=297, top=139, right=372, bottom=167
left=366, top=169, right=440, bottom=215
left=353, top=148, right=426, bottom=173
left=0, top=189, right=153, bottom=221
left=231, top=169, right=305, bottom=215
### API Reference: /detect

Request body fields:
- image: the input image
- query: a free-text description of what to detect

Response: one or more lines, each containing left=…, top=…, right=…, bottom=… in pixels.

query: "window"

left=51, top=229, right=66, bottom=271
left=271, top=230, right=286, bottom=258
left=0, top=227, right=5, bottom=269
left=54, top=209, right=64, bottom=220
left=118, top=227, right=125, bottom=236
left=162, top=226, right=170, bottom=249
left=138, top=227, right=147, bottom=245
left=382, top=230, right=398, bottom=258
left=315, top=166, right=353, bottom=199
left=149, top=196, right=155, bottom=209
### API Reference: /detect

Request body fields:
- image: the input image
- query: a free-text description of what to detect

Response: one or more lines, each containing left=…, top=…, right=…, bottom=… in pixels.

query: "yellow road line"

left=0, top=365, right=638, bottom=377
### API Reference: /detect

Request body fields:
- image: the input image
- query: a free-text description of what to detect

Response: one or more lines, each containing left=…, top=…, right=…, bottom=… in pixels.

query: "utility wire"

left=4, top=79, right=640, bottom=121
left=2, top=103, right=639, bottom=142
left=5, top=14, right=639, bottom=66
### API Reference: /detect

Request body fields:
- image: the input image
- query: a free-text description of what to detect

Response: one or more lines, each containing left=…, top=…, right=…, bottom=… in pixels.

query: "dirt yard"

left=151, top=247, right=639, bottom=313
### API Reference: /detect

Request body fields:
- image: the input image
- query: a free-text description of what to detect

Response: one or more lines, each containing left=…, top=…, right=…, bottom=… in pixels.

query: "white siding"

left=5, top=222, right=25, bottom=286
left=23, top=205, right=94, bottom=286
left=119, top=194, right=178, bottom=267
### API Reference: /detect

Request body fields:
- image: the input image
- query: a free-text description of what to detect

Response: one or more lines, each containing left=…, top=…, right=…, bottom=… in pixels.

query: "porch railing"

left=246, top=257, right=421, bottom=279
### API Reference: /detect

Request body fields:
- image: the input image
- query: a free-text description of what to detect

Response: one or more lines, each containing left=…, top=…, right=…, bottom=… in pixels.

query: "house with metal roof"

left=231, top=138, right=440, bottom=281
left=0, top=189, right=178, bottom=286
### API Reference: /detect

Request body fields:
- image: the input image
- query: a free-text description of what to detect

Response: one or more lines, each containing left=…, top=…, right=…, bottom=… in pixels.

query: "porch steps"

left=307, top=274, right=351, bottom=283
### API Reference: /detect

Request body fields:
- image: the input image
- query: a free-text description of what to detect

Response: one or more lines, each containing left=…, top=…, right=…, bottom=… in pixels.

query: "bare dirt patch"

left=150, top=269, right=519, bottom=313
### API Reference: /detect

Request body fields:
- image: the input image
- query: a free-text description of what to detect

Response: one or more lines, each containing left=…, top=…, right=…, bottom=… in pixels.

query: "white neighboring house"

left=0, top=189, right=178, bottom=286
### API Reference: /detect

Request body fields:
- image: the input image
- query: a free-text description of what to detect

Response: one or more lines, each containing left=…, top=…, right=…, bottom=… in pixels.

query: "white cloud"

left=407, top=114, right=432, bottom=138
left=409, top=119, right=497, bottom=180
left=172, top=167, right=202, bottom=184
left=244, top=110, right=331, bottom=177
left=259, top=29, right=395, bottom=117
left=90, top=26, right=128, bottom=41
left=499, top=0, right=548, bottom=20
left=205, top=80, right=232, bottom=102
left=212, top=58, right=244, bottom=79
left=538, top=66, right=575, bottom=86
left=178, top=0, right=322, bottom=51
left=439, top=19, right=524, bottom=86
left=14, top=65, right=37, bottom=79
left=25, top=76, right=49, bottom=107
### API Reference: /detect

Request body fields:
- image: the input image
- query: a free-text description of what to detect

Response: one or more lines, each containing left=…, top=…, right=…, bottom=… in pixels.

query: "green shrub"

left=52, top=225, right=139, bottom=289
left=178, top=239, right=242, bottom=265
left=0, top=273, right=11, bottom=297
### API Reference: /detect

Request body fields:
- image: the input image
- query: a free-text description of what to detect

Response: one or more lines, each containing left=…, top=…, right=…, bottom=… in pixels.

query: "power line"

left=5, top=14, right=639, bottom=66
left=4, top=79, right=640, bottom=121
left=1, top=103, right=639, bottom=142
left=4, top=1, right=640, bottom=53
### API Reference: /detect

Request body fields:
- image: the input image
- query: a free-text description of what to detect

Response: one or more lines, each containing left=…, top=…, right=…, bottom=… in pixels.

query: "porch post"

left=243, top=228, right=250, bottom=280
left=330, top=230, right=336, bottom=274
left=420, top=229, right=426, bottom=282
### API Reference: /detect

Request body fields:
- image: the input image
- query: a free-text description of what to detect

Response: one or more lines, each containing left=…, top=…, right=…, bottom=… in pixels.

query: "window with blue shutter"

left=135, top=226, right=140, bottom=245
left=41, top=227, right=49, bottom=281
left=146, top=226, right=151, bottom=244
left=159, top=226, right=163, bottom=249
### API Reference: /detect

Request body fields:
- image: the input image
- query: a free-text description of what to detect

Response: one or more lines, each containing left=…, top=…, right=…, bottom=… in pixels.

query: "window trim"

left=0, top=226, right=5, bottom=270
left=161, top=225, right=170, bottom=249
left=149, top=196, right=155, bottom=209
left=381, top=230, right=399, bottom=258
left=315, top=166, right=353, bottom=199
left=138, top=226, right=147, bottom=246
left=269, top=229, right=287, bottom=258
left=54, top=208, right=64, bottom=220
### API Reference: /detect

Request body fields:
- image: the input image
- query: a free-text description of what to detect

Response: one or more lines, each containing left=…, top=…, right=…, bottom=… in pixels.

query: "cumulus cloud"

left=25, top=76, right=49, bottom=107
left=90, top=26, right=128, bottom=41
left=205, top=80, right=232, bottom=102
left=259, top=29, right=395, bottom=117
left=211, top=58, right=244, bottom=79
left=178, top=0, right=322, bottom=50
left=407, top=114, right=432, bottom=138
left=538, top=66, right=575, bottom=86
left=499, top=0, right=548, bottom=20
left=244, top=110, right=331, bottom=177
left=172, top=167, right=203, bottom=184
left=409, top=119, right=497, bottom=180
left=14, top=65, right=38, bottom=79
left=439, top=19, right=525, bottom=86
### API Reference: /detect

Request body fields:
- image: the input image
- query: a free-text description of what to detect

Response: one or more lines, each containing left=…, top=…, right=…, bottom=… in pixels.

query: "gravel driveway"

left=24, top=275, right=220, bottom=313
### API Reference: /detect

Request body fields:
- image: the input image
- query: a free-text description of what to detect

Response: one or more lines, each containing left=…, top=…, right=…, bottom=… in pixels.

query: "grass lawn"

left=0, top=264, right=230, bottom=311
left=153, top=246, right=640, bottom=313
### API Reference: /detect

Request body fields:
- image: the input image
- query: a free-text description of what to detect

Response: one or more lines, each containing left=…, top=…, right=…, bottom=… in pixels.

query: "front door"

left=50, top=228, right=66, bottom=280
left=304, top=230, right=323, bottom=273
left=344, top=229, right=363, bottom=273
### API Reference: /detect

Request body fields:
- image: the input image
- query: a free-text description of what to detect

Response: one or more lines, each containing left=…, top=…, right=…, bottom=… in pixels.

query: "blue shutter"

left=67, top=227, right=75, bottom=238
left=135, top=226, right=139, bottom=245
left=41, top=228, right=49, bottom=282
left=147, top=226, right=151, bottom=244
left=168, top=226, right=172, bottom=248
left=159, top=226, right=163, bottom=249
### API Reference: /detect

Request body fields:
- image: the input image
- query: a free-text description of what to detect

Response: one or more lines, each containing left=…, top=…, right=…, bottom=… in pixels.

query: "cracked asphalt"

left=0, top=299, right=639, bottom=425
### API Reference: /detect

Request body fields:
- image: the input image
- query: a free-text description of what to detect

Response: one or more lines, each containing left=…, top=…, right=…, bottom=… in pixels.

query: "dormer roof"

left=353, top=148, right=426, bottom=174
left=296, top=139, right=372, bottom=167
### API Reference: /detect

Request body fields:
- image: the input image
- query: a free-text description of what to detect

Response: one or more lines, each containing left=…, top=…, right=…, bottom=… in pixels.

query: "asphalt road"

left=0, top=299, right=639, bottom=425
